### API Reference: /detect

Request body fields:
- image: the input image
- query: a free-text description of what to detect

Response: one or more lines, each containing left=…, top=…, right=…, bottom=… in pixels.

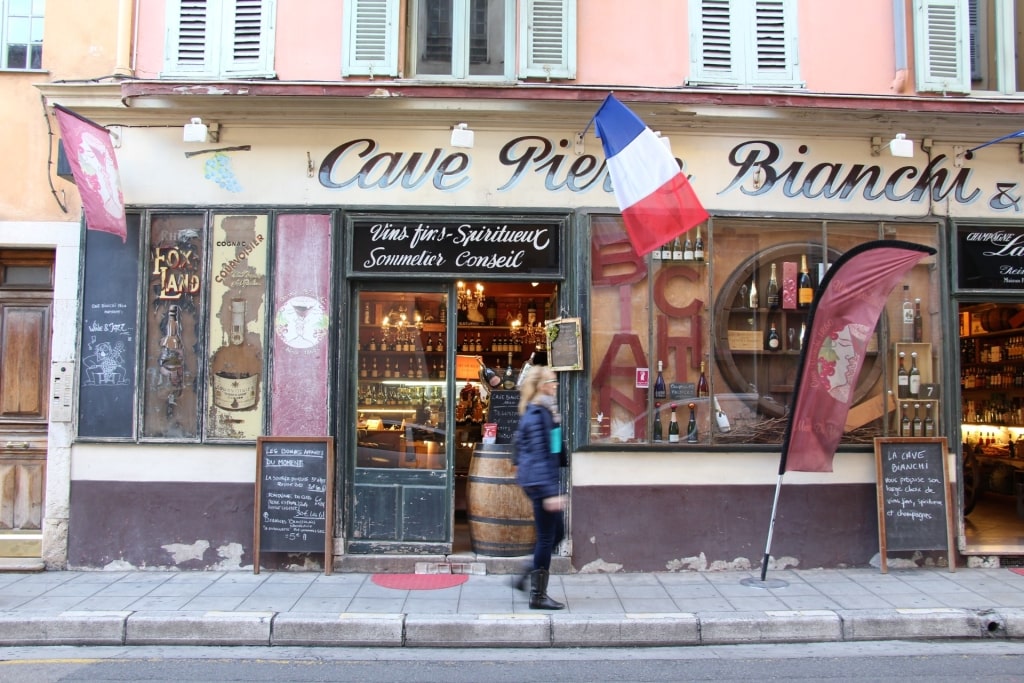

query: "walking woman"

left=514, top=365, right=566, bottom=610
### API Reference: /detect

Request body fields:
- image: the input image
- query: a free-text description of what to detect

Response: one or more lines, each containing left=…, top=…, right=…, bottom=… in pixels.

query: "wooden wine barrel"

left=466, top=443, right=536, bottom=557
left=980, top=307, right=1015, bottom=333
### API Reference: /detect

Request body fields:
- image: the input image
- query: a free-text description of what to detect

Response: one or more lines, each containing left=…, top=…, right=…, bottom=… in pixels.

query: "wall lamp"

left=871, top=133, right=914, bottom=158
left=450, top=122, right=474, bottom=149
left=183, top=117, right=219, bottom=143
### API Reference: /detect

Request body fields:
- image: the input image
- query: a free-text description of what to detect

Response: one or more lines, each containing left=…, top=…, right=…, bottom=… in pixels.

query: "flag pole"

left=741, top=473, right=788, bottom=588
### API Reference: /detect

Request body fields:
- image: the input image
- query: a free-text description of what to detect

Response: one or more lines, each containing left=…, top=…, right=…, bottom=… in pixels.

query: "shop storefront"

left=56, top=107, right=1024, bottom=571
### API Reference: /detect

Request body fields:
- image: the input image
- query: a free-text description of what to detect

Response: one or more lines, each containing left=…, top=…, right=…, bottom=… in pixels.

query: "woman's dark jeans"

left=525, top=486, right=564, bottom=571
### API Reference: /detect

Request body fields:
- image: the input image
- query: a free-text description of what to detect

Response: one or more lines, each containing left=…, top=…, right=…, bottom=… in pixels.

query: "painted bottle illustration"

left=212, top=298, right=260, bottom=411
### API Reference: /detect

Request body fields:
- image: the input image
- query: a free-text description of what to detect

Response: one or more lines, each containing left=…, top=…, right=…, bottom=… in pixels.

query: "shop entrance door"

left=348, top=286, right=453, bottom=553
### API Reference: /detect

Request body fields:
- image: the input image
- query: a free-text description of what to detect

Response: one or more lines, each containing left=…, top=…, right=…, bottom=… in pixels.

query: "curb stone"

left=0, top=611, right=128, bottom=646
left=698, top=610, right=843, bottom=644
left=404, top=614, right=551, bottom=648
left=551, top=613, right=700, bottom=647
left=271, top=613, right=404, bottom=646
left=838, top=608, right=986, bottom=641
left=125, top=611, right=273, bottom=646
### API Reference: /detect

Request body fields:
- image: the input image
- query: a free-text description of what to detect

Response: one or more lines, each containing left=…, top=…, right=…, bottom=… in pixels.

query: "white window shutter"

left=343, top=0, right=399, bottom=77
left=914, top=0, right=970, bottom=94
left=748, top=0, right=800, bottom=87
left=687, top=0, right=742, bottom=86
left=222, top=0, right=276, bottom=77
left=518, top=0, right=576, bottom=80
left=163, top=0, right=216, bottom=77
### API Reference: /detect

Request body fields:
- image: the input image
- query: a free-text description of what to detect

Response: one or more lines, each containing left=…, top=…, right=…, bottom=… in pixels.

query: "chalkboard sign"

left=77, top=218, right=140, bottom=439
left=254, top=436, right=334, bottom=574
left=873, top=437, right=955, bottom=573
left=486, top=390, right=520, bottom=444
left=546, top=317, right=582, bottom=371
left=670, top=382, right=696, bottom=400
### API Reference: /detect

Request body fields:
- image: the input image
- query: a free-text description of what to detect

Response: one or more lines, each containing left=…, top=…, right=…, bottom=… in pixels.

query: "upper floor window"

left=342, top=0, right=575, bottom=81
left=686, top=0, right=801, bottom=89
left=915, top=0, right=1024, bottom=94
left=2, top=0, right=44, bottom=70
left=162, top=0, right=276, bottom=79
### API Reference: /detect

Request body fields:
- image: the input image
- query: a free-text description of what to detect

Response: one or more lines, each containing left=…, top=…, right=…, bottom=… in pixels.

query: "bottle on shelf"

left=517, top=350, right=537, bottom=388
left=799, top=322, right=807, bottom=351
left=363, top=303, right=371, bottom=324
left=748, top=271, right=759, bottom=309
left=913, top=298, right=923, bottom=343
left=653, top=402, right=663, bottom=443
left=211, top=298, right=260, bottom=411
left=912, top=403, right=922, bottom=437
left=697, top=361, right=709, bottom=398
left=478, top=358, right=501, bottom=388
left=439, top=300, right=447, bottom=324
left=672, top=235, right=683, bottom=261
left=694, top=226, right=705, bottom=262
left=798, top=254, right=813, bottom=309
left=765, top=322, right=781, bottom=351
left=359, top=358, right=367, bottom=378
left=713, top=395, right=732, bottom=433
left=686, top=402, right=698, bottom=443
left=901, top=285, right=914, bottom=343
left=924, top=402, right=935, bottom=437
left=652, top=240, right=662, bottom=261
left=897, top=351, right=909, bottom=398
left=683, top=232, right=694, bottom=261
left=371, top=358, right=378, bottom=378
left=909, top=351, right=921, bottom=398
left=668, top=404, right=680, bottom=443
left=766, top=263, right=780, bottom=309
left=900, top=402, right=910, bottom=436
left=653, top=360, right=667, bottom=400
left=661, top=239, right=673, bottom=261
left=502, top=351, right=517, bottom=389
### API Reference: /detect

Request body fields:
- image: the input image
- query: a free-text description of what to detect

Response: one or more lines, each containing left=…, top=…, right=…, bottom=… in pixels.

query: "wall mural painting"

left=206, top=214, right=268, bottom=440
left=142, top=214, right=205, bottom=439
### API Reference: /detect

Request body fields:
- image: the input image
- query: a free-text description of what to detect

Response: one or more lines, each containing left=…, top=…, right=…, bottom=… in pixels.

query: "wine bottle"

left=901, top=285, right=914, bottom=343
left=912, top=403, right=922, bottom=437
left=897, top=351, right=909, bottom=398
left=767, top=263, right=780, bottom=309
left=900, top=402, right=910, bottom=436
left=913, top=297, right=923, bottom=343
left=502, top=351, right=517, bottom=389
left=683, top=232, right=694, bottom=261
left=516, top=351, right=536, bottom=388
left=211, top=298, right=260, bottom=411
left=653, top=360, right=667, bottom=399
left=909, top=351, right=921, bottom=397
left=668, top=404, right=680, bottom=443
left=696, top=361, right=709, bottom=398
left=661, top=240, right=673, bottom=261
left=713, top=395, right=732, bottom=433
left=652, top=402, right=663, bottom=442
left=363, top=303, right=371, bottom=324
left=798, top=254, right=813, bottom=309
left=694, top=226, right=705, bottom=262
left=672, top=235, right=683, bottom=261
left=652, top=239, right=662, bottom=260
left=748, top=271, right=759, bottom=309
left=479, top=358, right=501, bottom=388
left=766, top=322, right=781, bottom=351
left=686, top=402, right=698, bottom=443
left=924, top=402, right=935, bottom=437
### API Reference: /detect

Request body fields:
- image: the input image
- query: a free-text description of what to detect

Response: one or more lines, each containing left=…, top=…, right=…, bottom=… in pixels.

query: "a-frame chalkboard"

left=254, top=436, right=334, bottom=574
left=873, top=437, right=955, bottom=573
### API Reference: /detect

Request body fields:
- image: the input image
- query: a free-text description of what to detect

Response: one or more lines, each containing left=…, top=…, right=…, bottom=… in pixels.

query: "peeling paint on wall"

left=578, top=558, right=623, bottom=574
left=212, top=542, right=245, bottom=570
left=162, top=540, right=211, bottom=564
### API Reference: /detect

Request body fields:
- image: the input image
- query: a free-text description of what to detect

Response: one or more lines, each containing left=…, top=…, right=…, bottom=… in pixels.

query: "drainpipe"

left=891, top=0, right=908, bottom=93
left=112, top=0, right=135, bottom=77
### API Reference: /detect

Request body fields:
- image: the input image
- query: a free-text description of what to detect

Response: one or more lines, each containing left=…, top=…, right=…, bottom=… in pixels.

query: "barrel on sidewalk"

left=466, top=443, right=536, bottom=556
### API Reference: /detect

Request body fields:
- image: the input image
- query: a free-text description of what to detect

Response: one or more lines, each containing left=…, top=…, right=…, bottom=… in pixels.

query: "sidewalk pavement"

left=0, top=566, right=1022, bottom=648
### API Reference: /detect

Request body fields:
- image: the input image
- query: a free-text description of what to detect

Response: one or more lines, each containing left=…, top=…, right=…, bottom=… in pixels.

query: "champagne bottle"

left=683, top=232, right=694, bottom=261
left=686, top=402, right=698, bottom=443
left=924, top=402, right=935, bottom=437
left=900, top=402, right=910, bottom=436
left=668, top=404, right=680, bottom=443
left=694, top=226, right=705, bottom=262
left=766, top=322, right=781, bottom=351
left=211, top=298, right=260, bottom=411
left=901, top=285, right=914, bottom=343
left=653, top=360, right=667, bottom=400
left=661, top=240, right=673, bottom=261
left=748, top=271, right=759, bottom=309
left=672, top=235, right=683, bottom=261
left=652, top=238, right=662, bottom=260
left=912, top=403, right=922, bottom=437
left=502, top=351, right=517, bottom=389
left=909, top=351, right=921, bottom=397
left=913, top=297, right=923, bottom=343
left=767, top=263, right=780, bottom=309
left=479, top=358, right=501, bottom=388
left=696, top=361, right=709, bottom=397
left=653, top=402, right=663, bottom=442
left=713, top=395, right=732, bottom=433
left=798, top=254, right=814, bottom=309
left=897, top=351, right=909, bottom=398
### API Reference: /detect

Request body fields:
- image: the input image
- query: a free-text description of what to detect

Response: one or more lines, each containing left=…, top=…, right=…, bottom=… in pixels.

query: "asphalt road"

left=1, top=640, right=1024, bottom=682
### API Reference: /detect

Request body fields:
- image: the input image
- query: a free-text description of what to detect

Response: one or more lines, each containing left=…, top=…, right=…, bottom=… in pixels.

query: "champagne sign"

left=957, top=223, right=1024, bottom=291
left=350, top=217, right=562, bottom=278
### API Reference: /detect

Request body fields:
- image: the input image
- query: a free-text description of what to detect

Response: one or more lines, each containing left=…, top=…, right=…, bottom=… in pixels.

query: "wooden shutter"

left=163, top=0, right=216, bottom=76
left=221, top=0, right=276, bottom=77
left=342, top=0, right=400, bottom=77
left=163, top=0, right=275, bottom=78
left=518, top=0, right=576, bottom=80
left=914, top=0, right=970, bottom=94
left=748, top=0, right=800, bottom=86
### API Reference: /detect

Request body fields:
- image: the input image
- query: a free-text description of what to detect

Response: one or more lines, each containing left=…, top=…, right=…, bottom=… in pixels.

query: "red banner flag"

left=779, top=241, right=936, bottom=473
left=52, top=105, right=127, bottom=243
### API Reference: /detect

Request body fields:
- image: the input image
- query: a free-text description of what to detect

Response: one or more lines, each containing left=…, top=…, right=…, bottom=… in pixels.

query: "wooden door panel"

left=0, top=457, right=44, bottom=530
left=0, top=304, right=50, bottom=420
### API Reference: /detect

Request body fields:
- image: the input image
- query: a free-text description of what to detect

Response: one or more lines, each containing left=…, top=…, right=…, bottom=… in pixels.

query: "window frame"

left=162, top=0, right=276, bottom=79
left=686, top=0, right=801, bottom=89
left=1, top=0, right=45, bottom=71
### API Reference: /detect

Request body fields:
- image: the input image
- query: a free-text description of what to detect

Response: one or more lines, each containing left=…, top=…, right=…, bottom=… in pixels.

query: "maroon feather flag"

left=52, top=104, right=127, bottom=243
left=779, top=241, right=936, bottom=473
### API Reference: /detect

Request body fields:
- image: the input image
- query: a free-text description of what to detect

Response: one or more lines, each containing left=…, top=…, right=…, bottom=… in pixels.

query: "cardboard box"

left=782, top=261, right=797, bottom=310
left=727, top=330, right=762, bottom=351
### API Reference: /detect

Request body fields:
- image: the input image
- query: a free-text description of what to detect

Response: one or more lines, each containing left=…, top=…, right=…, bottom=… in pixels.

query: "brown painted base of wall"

left=570, top=483, right=883, bottom=571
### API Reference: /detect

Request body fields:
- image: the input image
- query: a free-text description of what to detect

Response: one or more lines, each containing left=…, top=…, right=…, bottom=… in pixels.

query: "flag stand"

left=740, top=473, right=789, bottom=589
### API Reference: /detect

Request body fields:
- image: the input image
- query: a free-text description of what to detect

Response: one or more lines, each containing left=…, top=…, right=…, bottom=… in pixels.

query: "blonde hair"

left=518, top=365, right=555, bottom=415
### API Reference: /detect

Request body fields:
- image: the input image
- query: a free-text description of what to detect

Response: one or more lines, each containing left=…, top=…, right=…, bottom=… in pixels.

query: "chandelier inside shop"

left=456, top=281, right=485, bottom=311
left=509, top=299, right=546, bottom=348
left=380, top=302, right=422, bottom=345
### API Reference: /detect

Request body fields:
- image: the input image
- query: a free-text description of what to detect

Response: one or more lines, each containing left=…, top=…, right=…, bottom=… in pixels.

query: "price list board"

left=873, top=437, right=955, bottom=573
left=254, top=436, right=334, bottom=574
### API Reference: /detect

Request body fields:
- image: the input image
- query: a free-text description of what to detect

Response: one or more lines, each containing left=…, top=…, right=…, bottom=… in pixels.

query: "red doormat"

left=371, top=573, right=469, bottom=590
left=1011, top=568, right=1024, bottom=577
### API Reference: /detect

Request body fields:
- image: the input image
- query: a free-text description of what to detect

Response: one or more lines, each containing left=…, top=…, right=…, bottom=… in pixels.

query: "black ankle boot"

left=529, top=569, right=565, bottom=610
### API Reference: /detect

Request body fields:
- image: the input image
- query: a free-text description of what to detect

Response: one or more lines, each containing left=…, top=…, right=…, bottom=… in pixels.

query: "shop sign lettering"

left=957, top=224, right=1024, bottom=290
left=152, top=244, right=201, bottom=300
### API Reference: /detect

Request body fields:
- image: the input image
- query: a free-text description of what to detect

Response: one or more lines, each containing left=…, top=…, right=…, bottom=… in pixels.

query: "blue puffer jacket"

left=515, top=403, right=561, bottom=500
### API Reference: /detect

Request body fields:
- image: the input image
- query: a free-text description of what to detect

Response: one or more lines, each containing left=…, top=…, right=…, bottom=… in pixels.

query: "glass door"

left=349, top=287, right=452, bottom=553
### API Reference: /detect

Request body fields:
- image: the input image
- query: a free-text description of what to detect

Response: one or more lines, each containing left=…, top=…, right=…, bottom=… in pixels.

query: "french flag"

left=594, top=94, right=708, bottom=258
